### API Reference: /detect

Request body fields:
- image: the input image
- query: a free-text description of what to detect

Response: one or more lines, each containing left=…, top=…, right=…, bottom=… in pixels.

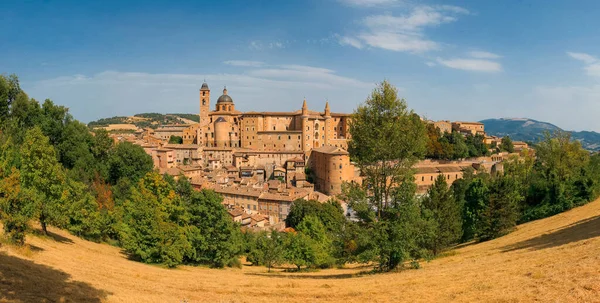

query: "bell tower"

left=200, top=82, right=210, bottom=124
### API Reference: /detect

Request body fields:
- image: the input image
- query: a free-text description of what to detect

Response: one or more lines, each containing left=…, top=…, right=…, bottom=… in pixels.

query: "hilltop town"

left=96, top=82, right=530, bottom=230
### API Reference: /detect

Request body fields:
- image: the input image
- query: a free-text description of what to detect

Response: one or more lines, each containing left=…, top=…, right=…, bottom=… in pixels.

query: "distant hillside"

left=88, top=113, right=198, bottom=129
left=481, top=118, right=600, bottom=151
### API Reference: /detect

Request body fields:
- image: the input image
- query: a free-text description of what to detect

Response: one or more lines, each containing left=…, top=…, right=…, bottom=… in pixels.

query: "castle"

left=147, top=82, right=358, bottom=196
left=182, top=82, right=351, bottom=152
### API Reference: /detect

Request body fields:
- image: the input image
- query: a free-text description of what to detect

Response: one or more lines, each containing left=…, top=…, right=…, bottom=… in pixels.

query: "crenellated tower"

left=324, top=101, right=331, bottom=146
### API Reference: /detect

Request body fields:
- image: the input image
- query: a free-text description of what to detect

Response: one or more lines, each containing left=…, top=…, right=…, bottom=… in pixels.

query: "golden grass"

left=2, top=198, right=600, bottom=302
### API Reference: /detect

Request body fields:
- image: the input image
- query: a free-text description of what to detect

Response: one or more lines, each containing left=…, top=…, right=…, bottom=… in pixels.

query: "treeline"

left=425, top=124, right=515, bottom=160
left=0, top=74, right=241, bottom=268
left=241, top=81, right=600, bottom=272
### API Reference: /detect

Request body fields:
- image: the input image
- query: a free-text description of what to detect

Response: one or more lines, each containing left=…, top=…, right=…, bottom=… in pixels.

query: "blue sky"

left=2, top=0, right=600, bottom=131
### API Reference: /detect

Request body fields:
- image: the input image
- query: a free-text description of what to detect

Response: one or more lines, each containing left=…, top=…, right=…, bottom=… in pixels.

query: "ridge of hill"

left=481, top=118, right=600, bottom=151
left=88, top=113, right=198, bottom=130
left=2, top=198, right=600, bottom=302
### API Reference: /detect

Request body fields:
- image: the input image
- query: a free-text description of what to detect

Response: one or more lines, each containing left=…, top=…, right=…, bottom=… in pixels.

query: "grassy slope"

left=2, top=199, right=600, bottom=303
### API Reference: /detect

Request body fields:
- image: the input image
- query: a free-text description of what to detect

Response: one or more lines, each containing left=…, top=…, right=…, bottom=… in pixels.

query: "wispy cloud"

left=25, top=64, right=372, bottom=122
left=338, top=5, right=470, bottom=53
left=248, top=40, right=287, bottom=50
left=223, top=60, right=265, bottom=67
left=567, top=51, right=600, bottom=77
left=337, top=35, right=364, bottom=49
left=436, top=57, right=502, bottom=72
left=338, top=0, right=402, bottom=7
left=567, top=52, right=598, bottom=64
left=468, top=51, right=501, bottom=59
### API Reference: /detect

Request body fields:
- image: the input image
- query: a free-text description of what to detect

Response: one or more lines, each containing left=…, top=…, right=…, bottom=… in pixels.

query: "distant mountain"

left=88, top=113, right=198, bottom=129
left=480, top=118, right=600, bottom=151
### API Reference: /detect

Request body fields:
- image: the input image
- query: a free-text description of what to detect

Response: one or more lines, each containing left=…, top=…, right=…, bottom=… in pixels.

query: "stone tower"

left=200, top=82, right=210, bottom=125
left=324, top=101, right=331, bottom=146
left=301, top=99, right=310, bottom=154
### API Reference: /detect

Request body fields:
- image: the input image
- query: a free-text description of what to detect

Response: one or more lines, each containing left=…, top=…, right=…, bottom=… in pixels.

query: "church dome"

left=217, top=87, right=233, bottom=103
left=201, top=82, right=209, bottom=90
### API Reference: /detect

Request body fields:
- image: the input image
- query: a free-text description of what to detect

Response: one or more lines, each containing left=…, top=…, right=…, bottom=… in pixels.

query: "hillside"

left=2, top=199, right=600, bottom=302
left=481, top=118, right=600, bottom=151
left=87, top=113, right=198, bottom=130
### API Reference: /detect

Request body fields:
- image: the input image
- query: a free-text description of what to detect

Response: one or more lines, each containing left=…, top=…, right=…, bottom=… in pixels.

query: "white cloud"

left=223, top=60, right=265, bottom=67
left=436, top=57, right=502, bottom=72
left=567, top=52, right=598, bottom=64
left=337, top=36, right=364, bottom=49
left=24, top=65, right=373, bottom=123
left=338, top=0, right=401, bottom=7
left=567, top=52, right=600, bottom=77
left=248, top=40, right=287, bottom=50
left=425, top=61, right=436, bottom=67
left=468, top=51, right=501, bottom=59
left=339, top=5, right=469, bottom=53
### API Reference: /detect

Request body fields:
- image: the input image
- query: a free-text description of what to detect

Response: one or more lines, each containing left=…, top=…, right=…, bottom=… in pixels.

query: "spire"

left=324, top=100, right=331, bottom=116
left=302, top=98, right=308, bottom=116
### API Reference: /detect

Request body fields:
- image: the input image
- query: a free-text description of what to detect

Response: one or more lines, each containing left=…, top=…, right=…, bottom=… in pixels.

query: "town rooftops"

left=163, top=144, right=200, bottom=149
left=312, top=145, right=349, bottom=155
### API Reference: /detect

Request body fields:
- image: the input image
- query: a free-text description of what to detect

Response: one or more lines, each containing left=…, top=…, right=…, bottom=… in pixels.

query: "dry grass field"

left=2, top=198, right=600, bottom=303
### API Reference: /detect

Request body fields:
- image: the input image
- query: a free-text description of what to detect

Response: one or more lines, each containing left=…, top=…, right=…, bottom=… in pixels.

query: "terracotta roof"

left=163, top=144, right=200, bottom=149
left=228, top=208, right=244, bottom=217
left=312, top=145, right=349, bottom=155
left=437, top=166, right=463, bottom=173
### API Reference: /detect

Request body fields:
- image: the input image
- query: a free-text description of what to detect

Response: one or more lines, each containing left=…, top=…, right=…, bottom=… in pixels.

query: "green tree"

left=285, top=199, right=345, bottom=233
left=461, top=176, right=489, bottom=241
left=108, top=142, right=154, bottom=184
left=251, top=231, right=285, bottom=272
left=0, top=74, right=22, bottom=122
left=283, top=231, right=315, bottom=270
left=500, top=136, right=514, bottom=153
left=0, top=168, right=34, bottom=245
left=477, top=174, right=523, bottom=240
left=297, top=216, right=335, bottom=268
left=421, top=174, right=462, bottom=255
left=345, top=80, right=427, bottom=271
left=348, top=80, right=426, bottom=219
left=20, top=127, right=67, bottom=235
left=168, top=135, right=183, bottom=144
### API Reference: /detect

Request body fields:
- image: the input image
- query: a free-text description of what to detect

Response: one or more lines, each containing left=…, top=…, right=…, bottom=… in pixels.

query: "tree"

left=345, top=80, right=428, bottom=271
left=500, top=136, right=514, bottom=153
left=421, top=174, right=462, bottom=255
left=285, top=199, right=345, bottom=233
left=20, top=127, right=67, bottom=235
left=0, top=74, right=22, bottom=122
left=0, top=168, right=33, bottom=245
left=168, top=135, right=183, bottom=144
left=283, top=231, right=315, bottom=270
left=251, top=231, right=285, bottom=272
left=107, top=142, right=154, bottom=184
left=297, top=216, right=335, bottom=268
left=477, top=174, right=523, bottom=241
left=348, top=80, right=426, bottom=219
left=461, top=176, right=489, bottom=241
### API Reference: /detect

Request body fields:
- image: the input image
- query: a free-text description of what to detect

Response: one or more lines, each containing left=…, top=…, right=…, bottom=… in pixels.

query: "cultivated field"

left=1, top=198, right=600, bottom=303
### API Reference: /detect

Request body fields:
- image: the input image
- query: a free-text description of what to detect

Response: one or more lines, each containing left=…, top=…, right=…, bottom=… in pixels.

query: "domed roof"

left=201, top=82, right=209, bottom=90
left=215, top=117, right=226, bottom=123
left=217, top=87, right=233, bottom=103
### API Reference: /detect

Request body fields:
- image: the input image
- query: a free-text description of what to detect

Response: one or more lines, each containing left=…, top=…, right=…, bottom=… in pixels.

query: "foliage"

left=107, top=142, right=154, bottom=185
left=426, top=125, right=489, bottom=160
left=421, top=174, right=462, bottom=255
left=168, top=135, right=183, bottom=144
left=283, top=231, right=315, bottom=270
left=500, top=136, right=514, bottom=153
left=247, top=231, right=285, bottom=272
left=285, top=199, right=345, bottom=233
left=20, top=127, right=67, bottom=235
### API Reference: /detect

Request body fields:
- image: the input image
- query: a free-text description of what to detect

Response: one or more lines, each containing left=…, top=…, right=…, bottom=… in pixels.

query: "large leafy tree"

left=107, top=142, right=154, bottom=184
left=348, top=80, right=426, bottom=219
left=20, top=127, right=67, bottom=235
left=345, top=80, right=428, bottom=271
left=249, top=231, right=285, bottom=272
